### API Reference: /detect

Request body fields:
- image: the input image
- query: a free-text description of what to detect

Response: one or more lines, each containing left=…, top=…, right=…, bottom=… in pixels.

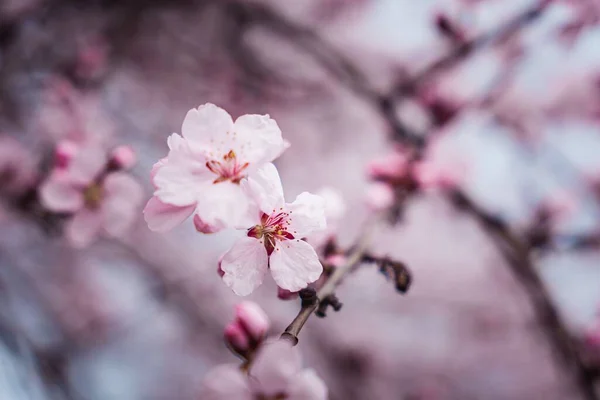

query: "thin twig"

left=281, top=219, right=378, bottom=344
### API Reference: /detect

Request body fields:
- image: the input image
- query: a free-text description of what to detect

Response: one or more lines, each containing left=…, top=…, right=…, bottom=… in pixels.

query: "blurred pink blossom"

left=220, top=163, right=325, bottom=296
left=144, top=103, right=288, bottom=234
left=39, top=143, right=143, bottom=247
left=201, top=340, right=327, bottom=400
left=413, top=158, right=466, bottom=191
left=366, top=146, right=409, bottom=181
left=365, top=182, right=395, bottom=211
left=109, top=145, right=137, bottom=170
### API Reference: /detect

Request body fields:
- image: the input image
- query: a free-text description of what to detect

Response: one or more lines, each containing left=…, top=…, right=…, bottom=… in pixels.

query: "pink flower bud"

left=366, top=151, right=407, bottom=181
left=193, top=214, right=219, bottom=234
left=414, top=160, right=464, bottom=191
left=54, top=140, right=78, bottom=169
left=109, top=145, right=137, bottom=170
left=224, top=321, right=250, bottom=353
left=325, top=254, right=346, bottom=268
left=365, top=182, right=395, bottom=211
left=277, top=287, right=299, bottom=301
left=235, top=301, right=270, bottom=341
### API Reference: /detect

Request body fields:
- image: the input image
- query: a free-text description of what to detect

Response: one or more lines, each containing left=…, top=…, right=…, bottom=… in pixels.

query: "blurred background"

left=2, top=0, right=600, bottom=399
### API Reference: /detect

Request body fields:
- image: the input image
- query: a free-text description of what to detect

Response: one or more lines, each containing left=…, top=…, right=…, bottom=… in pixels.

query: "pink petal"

left=201, top=364, right=253, bottom=400
left=181, top=104, right=234, bottom=152
left=242, top=163, right=285, bottom=214
left=109, top=145, right=136, bottom=170
left=193, top=214, right=222, bottom=234
left=68, top=145, right=106, bottom=184
left=153, top=139, right=211, bottom=206
left=150, top=158, right=167, bottom=188
left=286, top=192, right=327, bottom=238
left=287, top=369, right=328, bottom=400
left=66, top=208, right=103, bottom=247
left=143, top=196, right=195, bottom=232
left=39, top=173, right=83, bottom=212
left=194, top=182, right=256, bottom=231
left=250, top=340, right=302, bottom=396
left=269, top=240, right=322, bottom=292
left=102, top=173, right=144, bottom=237
left=221, top=237, right=269, bottom=296
left=233, top=113, right=286, bottom=165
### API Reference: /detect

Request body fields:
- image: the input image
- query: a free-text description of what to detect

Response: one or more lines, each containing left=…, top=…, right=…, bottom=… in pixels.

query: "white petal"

left=194, top=182, right=258, bottom=231
left=66, top=209, right=103, bottom=247
left=181, top=104, right=234, bottom=153
left=242, top=163, right=284, bottom=214
left=233, top=114, right=286, bottom=165
left=201, top=364, right=253, bottom=400
left=39, top=173, right=83, bottom=212
left=269, top=240, right=323, bottom=292
left=153, top=141, right=211, bottom=206
left=221, top=237, right=269, bottom=296
left=287, top=369, right=328, bottom=400
left=286, top=192, right=326, bottom=238
left=143, top=197, right=195, bottom=232
left=250, top=340, right=302, bottom=397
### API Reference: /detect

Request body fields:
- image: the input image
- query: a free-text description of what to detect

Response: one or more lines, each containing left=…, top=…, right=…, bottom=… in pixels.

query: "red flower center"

left=206, top=150, right=249, bottom=184
left=248, top=211, right=295, bottom=255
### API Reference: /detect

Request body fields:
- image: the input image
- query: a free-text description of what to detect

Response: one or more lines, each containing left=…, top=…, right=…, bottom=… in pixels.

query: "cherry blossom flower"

left=39, top=142, right=143, bottom=247
left=201, top=340, right=327, bottom=400
left=220, top=163, right=325, bottom=296
left=144, top=103, right=288, bottom=234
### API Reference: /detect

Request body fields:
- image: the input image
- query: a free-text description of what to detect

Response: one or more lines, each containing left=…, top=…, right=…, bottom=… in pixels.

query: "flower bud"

left=277, top=287, right=299, bottom=301
left=55, top=140, right=78, bottom=169
left=365, top=182, right=395, bottom=211
left=109, top=145, right=137, bottom=170
left=366, top=151, right=407, bottom=181
left=235, top=301, right=270, bottom=341
left=224, top=321, right=250, bottom=353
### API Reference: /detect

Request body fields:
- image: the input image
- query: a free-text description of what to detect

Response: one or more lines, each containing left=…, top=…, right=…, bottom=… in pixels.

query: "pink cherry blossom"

left=144, top=103, right=288, bottom=233
left=201, top=340, right=327, bottom=400
left=365, top=182, right=395, bottom=211
left=39, top=143, right=143, bottom=247
left=220, top=163, right=325, bottom=296
left=366, top=146, right=409, bottom=181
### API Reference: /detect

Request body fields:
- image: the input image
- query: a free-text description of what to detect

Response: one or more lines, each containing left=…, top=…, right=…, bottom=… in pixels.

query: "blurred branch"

left=447, top=189, right=599, bottom=400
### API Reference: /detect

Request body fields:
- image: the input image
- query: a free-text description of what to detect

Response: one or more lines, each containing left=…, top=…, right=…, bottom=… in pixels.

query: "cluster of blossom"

left=39, top=140, right=143, bottom=247
left=143, top=104, right=333, bottom=398
left=144, top=103, right=329, bottom=297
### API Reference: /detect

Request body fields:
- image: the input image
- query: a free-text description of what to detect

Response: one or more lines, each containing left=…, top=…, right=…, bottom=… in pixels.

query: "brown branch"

left=281, top=219, right=377, bottom=345
left=448, top=189, right=598, bottom=400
